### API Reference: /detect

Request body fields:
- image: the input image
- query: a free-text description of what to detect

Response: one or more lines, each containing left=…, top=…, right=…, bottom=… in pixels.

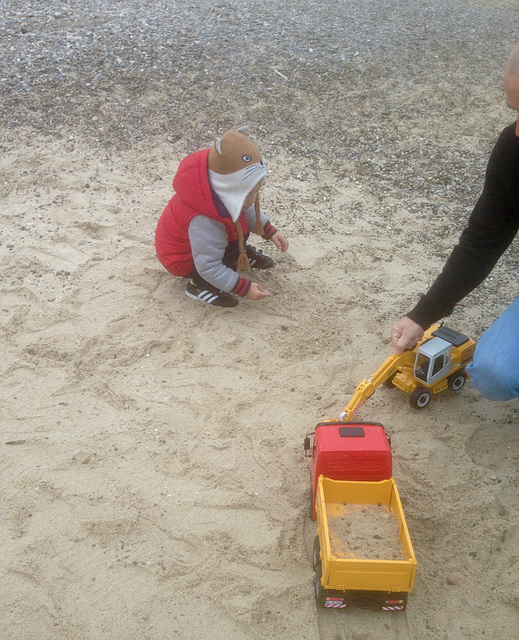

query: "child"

left=155, top=126, right=289, bottom=307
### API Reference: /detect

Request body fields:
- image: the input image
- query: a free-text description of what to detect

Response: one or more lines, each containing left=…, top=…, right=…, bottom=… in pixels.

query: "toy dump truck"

left=302, top=324, right=474, bottom=609
left=304, top=422, right=416, bottom=611
left=340, top=324, right=476, bottom=420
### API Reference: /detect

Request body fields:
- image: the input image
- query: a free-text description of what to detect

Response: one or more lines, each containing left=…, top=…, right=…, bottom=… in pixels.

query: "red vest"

left=155, top=148, right=248, bottom=276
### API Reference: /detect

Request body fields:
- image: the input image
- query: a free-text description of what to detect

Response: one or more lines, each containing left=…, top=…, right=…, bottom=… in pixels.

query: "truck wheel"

left=448, top=370, right=467, bottom=391
left=314, top=567, right=326, bottom=607
left=312, top=536, right=321, bottom=571
left=309, top=492, right=315, bottom=520
left=409, top=387, right=431, bottom=409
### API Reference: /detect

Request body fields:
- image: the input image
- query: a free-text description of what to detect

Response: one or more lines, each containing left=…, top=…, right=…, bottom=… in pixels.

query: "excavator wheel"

left=383, top=373, right=396, bottom=389
left=448, top=370, right=467, bottom=391
left=409, top=387, right=431, bottom=409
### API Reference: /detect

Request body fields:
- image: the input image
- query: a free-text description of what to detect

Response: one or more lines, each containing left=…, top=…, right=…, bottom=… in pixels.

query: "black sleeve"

left=407, top=132, right=519, bottom=328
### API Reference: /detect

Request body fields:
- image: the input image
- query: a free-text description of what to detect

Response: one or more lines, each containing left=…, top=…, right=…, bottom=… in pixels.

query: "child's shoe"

left=245, top=245, right=275, bottom=269
left=185, top=279, right=239, bottom=307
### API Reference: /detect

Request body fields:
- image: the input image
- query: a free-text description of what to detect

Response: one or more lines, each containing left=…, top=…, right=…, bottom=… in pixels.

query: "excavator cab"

left=414, top=337, right=453, bottom=387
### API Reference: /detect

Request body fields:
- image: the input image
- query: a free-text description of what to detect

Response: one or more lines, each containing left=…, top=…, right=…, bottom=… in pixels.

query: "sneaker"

left=185, top=279, right=239, bottom=307
left=245, top=245, right=275, bottom=269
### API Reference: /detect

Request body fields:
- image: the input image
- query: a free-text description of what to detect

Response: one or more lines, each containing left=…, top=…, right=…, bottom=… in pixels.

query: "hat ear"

left=215, top=137, right=222, bottom=155
left=236, top=125, right=250, bottom=136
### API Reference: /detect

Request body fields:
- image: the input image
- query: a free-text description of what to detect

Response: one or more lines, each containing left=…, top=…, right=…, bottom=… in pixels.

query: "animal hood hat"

left=208, top=126, right=267, bottom=271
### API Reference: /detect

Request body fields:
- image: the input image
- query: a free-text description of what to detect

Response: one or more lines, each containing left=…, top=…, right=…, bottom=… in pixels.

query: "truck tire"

left=309, top=492, right=315, bottom=520
left=314, top=567, right=326, bottom=607
left=409, top=387, right=431, bottom=409
left=448, top=370, right=467, bottom=391
left=312, top=536, right=321, bottom=570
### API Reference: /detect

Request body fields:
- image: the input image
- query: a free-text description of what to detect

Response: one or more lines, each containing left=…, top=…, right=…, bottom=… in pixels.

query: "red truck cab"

left=305, top=422, right=392, bottom=520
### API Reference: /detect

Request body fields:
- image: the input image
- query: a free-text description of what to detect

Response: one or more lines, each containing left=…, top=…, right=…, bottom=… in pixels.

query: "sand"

left=326, top=503, right=404, bottom=560
left=2, top=0, right=519, bottom=638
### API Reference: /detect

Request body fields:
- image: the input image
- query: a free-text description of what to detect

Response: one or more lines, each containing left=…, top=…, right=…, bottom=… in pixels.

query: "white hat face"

left=208, top=161, right=267, bottom=222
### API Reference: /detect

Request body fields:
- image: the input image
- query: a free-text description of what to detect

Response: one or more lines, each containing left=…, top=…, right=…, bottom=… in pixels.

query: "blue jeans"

left=466, top=294, right=519, bottom=401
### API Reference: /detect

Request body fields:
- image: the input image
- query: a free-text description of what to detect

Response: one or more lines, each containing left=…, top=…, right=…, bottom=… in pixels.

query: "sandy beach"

left=2, top=1, right=519, bottom=638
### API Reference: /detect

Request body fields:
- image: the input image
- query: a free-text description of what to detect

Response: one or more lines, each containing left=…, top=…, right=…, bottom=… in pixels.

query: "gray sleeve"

left=188, top=216, right=240, bottom=292
left=244, top=205, right=269, bottom=233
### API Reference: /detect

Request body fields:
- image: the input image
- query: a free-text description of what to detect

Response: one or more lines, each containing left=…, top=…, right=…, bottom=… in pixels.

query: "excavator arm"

left=339, top=351, right=415, bottom=421
left=338, top=324, right=442, bottom=422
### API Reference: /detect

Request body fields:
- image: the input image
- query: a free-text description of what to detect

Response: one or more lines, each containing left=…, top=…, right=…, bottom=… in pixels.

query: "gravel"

left=2, top=1, right=518, bottom=155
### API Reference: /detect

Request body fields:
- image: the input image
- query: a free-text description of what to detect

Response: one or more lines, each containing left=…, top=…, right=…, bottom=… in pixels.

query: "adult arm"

left=408, top=134, right=519, bottom=329
left=392, top=127, right=519, bottom=353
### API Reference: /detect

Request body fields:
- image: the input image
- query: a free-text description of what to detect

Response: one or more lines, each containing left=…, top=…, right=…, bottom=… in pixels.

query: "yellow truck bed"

left=316, top=476, right=417, bottom=593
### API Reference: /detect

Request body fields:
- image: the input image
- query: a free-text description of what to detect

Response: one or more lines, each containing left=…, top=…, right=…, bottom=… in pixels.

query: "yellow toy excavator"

left=340, top=324, right=476, bottom=421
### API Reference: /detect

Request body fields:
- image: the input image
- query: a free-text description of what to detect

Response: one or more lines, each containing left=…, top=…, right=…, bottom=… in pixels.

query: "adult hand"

left=271, top=231, right=289, bottom=252
left=246, top=283, right=271, bottom=301
left=391, top=317, right=424, bottom=355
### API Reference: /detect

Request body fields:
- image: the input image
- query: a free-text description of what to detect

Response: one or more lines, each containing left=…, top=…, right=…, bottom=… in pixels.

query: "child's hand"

left=246, top=283, right=271, bottom=301
left=271, top=231, right=289, bottom=252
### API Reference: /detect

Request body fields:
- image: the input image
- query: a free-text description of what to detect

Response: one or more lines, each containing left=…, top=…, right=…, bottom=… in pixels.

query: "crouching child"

left=155, top=126, right=289, bottom=307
